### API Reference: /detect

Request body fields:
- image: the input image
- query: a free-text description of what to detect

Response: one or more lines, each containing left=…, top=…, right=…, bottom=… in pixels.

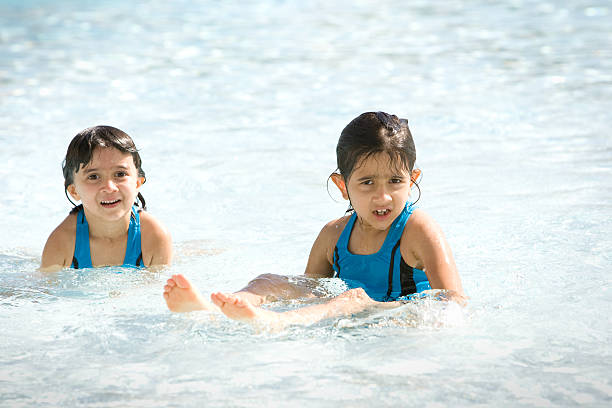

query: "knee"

left=248, top=273, right=287, bottom=285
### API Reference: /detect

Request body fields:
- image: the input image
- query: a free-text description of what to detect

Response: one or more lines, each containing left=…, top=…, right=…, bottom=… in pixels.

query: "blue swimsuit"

left=332, top=203, right=431, bottom=301
left=71, top=206, right=143, bottom=269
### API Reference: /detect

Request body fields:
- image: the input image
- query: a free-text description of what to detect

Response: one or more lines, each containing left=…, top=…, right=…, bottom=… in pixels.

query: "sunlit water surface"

left=1, top=0, right=611, bottom=406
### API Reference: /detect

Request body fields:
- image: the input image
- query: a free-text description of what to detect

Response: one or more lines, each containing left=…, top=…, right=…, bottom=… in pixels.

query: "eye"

left=361, top=179, right=373, bottom=185
left=87, top=174, right=99, bottom=180
left=115, top=171, right=128, bottom=178
left=390, top=178, right=403, bottom=184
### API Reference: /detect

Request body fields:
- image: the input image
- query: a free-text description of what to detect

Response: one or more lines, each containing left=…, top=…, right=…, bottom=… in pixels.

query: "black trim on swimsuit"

left=386, top=239, right=402, bottom=300
left=72, top=211, right=86, bottom=269
left=387, top=239, right=419, bottom=300
left=333, top=246, right=341, bottom=278
left=399, top=258, right=417, bottom=297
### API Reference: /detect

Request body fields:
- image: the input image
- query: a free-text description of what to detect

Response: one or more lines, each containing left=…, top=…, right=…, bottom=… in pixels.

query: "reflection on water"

left=1, top=0, right=611, bottom=406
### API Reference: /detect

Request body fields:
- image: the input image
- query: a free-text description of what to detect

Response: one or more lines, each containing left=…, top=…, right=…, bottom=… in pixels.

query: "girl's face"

left=67, top=147, right=144, bottom=223
left=333, top=153, right=418, bottom=231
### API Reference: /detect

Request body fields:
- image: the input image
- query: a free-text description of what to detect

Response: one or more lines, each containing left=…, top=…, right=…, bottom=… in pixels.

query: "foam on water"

left=1, top=0, right=611, bottom=406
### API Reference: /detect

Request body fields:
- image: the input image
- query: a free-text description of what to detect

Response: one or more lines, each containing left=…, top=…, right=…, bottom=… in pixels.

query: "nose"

left=372, top=184, right=392, bottom=203
left=101, top=178, right=119, bottom=192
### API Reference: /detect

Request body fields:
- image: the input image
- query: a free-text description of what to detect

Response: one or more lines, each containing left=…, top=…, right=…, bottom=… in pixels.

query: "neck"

left=83, top=209, right=131, bottom=241
left=355, top=216, right=390, bottom=235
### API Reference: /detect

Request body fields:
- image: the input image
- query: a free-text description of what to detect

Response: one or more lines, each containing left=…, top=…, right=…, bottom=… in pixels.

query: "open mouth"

left=373, top=209, right=390, bottom=216
left=101, top=199, right=121, bottom=207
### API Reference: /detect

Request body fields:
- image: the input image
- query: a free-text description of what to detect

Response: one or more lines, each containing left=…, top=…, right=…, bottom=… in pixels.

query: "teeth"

left=375, top=209, right=389, bottom=215
left=101, top=200, right=119, bottom=204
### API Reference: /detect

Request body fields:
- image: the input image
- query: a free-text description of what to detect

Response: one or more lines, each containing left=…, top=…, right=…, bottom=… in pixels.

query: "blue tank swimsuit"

left=333, top=203, right=431, bottom=301
left=71, top=206, right=143, bottom=269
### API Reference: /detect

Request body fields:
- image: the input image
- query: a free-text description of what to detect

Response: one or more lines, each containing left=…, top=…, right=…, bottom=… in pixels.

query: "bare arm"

left=140, top=211, right=173, bottom=268
left=40, top=215, right=76, bottom=272
left=304, top=218, right=344, bottom=278
left=402, top=210, right=466, bottom=303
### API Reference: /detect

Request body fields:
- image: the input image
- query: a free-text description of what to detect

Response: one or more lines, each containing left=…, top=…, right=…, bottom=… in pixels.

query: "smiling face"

left=333, top=153, right=419, bottom=231
left=67, top=147, right=144, bottom=222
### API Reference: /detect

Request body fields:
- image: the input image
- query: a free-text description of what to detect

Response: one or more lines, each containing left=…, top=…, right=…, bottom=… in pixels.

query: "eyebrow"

left=355, top=174, right=405, bottom=181
left=82, top=164, right=130, bottom=173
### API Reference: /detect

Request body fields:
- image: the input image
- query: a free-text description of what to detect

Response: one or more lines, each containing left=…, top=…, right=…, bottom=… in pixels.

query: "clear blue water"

left=1, top=0, right=611, bottom=406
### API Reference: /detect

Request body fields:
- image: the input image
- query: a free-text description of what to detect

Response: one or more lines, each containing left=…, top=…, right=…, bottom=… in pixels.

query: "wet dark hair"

left=332, top=111, right=420, bottom=208
left=62, top=125, right=146, bottom=214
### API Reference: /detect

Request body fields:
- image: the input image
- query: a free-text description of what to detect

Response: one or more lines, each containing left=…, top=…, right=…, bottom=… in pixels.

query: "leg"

left=163, top=274, right=218, bottom=313
left=211, top=288, right=391, bottom=330
left=233, top=273, right=322, bottom=306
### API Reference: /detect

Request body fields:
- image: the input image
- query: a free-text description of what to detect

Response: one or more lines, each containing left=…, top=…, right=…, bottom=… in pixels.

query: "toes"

left=212, top=292, right=230, bottom=302
left=174, top=274, right=191, bottom=289
left=210, top=292, right=247, bottom=310
left=210, top=293, right=224, bottom=307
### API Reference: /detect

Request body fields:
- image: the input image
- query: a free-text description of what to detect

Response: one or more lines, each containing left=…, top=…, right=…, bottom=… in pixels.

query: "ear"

left=410, top=168, right=421, bottom=187
left=136, top=177, right=145, bottom=189
left=67, top=184, right=80, bottom=201
left=330, top=173, right=349, bottom=200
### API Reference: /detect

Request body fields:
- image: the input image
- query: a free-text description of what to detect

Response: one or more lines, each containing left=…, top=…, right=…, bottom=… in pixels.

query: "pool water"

left=1, top=0, right=611, bottom=406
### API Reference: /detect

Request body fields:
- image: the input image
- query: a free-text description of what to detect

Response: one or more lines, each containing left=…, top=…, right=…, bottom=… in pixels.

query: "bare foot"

left=210, top=288, right=381, bottom=330
left=163, top=274, right=217, bottom=313
left=210, top=292, right=287, bottom=330
left=210, top=292, right=264, bottom=320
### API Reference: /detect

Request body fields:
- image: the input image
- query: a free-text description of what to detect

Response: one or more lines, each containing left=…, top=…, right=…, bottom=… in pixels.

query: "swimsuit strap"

left=123, top=206, right=143, bottom=267
left=381, top=203, right=414, bottom=251
left=72, top=208, right=93, bottom=269
left=335, top=211, right=357, bottom=253
left=333, top=212, right=356, bottom=278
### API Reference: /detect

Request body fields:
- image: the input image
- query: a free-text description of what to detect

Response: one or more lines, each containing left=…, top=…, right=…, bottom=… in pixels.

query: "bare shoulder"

left=41, top=214, right=77, bottom=271
left=304, top=214, right=352, bottom=278
left=320, top=214, right=353, bottom=264
left=139, top=210, right=172, bottom=266
left=404, top=208, right=444, bottom=238
left=139, top=210, right=171, bottom=239
left=400, top=209, right=447, bottom=267
left=400, top=208, right=464, bottom=296
left=319, top=214, right=352, bottom=246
